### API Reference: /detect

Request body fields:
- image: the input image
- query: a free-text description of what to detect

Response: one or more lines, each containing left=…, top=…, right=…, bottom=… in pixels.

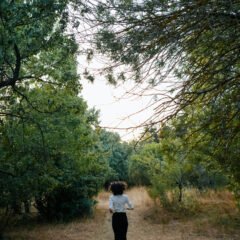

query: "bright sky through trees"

left=77, top=52, right=162, bottom=141
left=78, top=51, right=176, bottom=142
left=81, top=77, right=154, bottom=141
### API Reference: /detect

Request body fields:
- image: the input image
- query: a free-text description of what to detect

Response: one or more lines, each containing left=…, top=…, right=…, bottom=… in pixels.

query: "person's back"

left=109, top=194, right=133, bottom=213
left=109, top=182, right=133, bottom=240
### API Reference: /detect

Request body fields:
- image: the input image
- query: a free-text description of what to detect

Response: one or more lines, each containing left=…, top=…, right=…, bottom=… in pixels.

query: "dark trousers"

left=112, top=212, right=128, bottom=240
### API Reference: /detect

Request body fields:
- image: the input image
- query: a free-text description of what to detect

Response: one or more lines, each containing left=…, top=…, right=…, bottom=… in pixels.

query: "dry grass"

left=126, top=186, right=153, bottom=208
left=6, top=209, right=106, bottom=240
left=142, top=188, right=240, bottom=239
left=5, top=187, right=240, bottom=240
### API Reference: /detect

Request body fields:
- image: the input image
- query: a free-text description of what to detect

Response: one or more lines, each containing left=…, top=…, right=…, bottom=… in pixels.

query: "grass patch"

left=146, top=188, right=240, bottom=238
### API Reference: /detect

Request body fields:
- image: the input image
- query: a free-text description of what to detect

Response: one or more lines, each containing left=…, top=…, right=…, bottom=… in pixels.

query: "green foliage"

left=0, top=86, right=108, bottom=223
left=85, top=0, right=240, bottom=96
left=128, top=154, right=151, bottom=186
left=35, top=176, right=100, bottom=221
left=163, top=100, right=239, bottom=192
left=129, top=143, right=162, bottom=186
left=98, top=130, right=133, bottom=185
left=129, top=124, right=229, bottom=208
left=0, top=1, right=112, bottom=236
left=0, top=0, right=80, bottom=90
left=82, top=0, right=240, bottom=204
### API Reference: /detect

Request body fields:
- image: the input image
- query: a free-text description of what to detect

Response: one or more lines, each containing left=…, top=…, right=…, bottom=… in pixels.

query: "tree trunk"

left=24, top=201, right=30, bottom=214
left=11, top=201, right=22, bottom=215
left=178, top=183, right=183, bottom=202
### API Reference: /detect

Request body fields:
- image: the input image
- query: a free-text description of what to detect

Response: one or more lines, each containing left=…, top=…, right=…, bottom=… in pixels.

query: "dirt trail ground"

left=8, top=187, right=239, bottom=240
left=93, top=187, right=232, bottom=240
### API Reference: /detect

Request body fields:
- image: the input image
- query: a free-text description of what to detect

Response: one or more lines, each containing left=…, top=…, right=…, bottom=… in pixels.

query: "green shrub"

left=35, top=177, right=100, bottom=221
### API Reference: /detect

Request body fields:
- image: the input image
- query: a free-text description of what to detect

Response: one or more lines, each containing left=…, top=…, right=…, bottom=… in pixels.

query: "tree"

left=169, top=102, right=239, bottom=201
left=129, top=142, right=162, bottom=186
left=80, top=0, right=239, bottom=121
left=0, top=85, right=108, bottom=222
left=0, top=1, right=79, bottom=87
left=79, top=0, right=240, bottom=198
left=98, top=130, right=133, bottom=186
left=0, top=1, right=111, bottom=234
left=128, top=121, right=228, bottom=208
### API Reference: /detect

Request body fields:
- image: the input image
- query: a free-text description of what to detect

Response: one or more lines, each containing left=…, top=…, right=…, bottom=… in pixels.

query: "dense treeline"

left=0, top=87, right=107, bottom=219
left=0, top=0, right=107, bottom=234
left=128, top=125, right=229, bottom=209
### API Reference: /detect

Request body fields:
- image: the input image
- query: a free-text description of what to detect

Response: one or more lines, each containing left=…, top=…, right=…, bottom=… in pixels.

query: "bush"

left=35, top=177, right=100, bottom=221
left=150, top=186, right=200, bottom=216
left=167, top=189, right=200, bottom=215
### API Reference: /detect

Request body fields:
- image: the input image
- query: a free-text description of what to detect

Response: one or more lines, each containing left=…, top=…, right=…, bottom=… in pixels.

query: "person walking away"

left=109, top=181, right=134, bottom=240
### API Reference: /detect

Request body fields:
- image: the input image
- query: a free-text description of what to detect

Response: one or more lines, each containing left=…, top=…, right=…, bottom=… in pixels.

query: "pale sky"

left=77, top=53, right=157, bottom=141
left=80, top=78, right=154, bottom=141
left=77, top=55, right=175, bottom=142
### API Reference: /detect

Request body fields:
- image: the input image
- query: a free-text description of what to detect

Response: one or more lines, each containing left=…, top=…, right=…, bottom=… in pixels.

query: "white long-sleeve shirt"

left=109, top=194, right=134, bottom=213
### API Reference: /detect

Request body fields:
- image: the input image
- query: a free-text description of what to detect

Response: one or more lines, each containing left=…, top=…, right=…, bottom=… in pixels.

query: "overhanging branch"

left=0, top=43, right=21, bottom=89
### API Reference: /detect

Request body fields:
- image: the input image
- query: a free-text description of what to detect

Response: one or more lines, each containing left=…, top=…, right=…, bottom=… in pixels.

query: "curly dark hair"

left=109, top=181, right=127, bottom=195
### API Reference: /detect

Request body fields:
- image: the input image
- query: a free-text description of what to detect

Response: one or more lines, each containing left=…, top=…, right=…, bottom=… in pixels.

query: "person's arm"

left=125, top=195, right=134, bottom=210
left=109, top=195, right=114, bottom=213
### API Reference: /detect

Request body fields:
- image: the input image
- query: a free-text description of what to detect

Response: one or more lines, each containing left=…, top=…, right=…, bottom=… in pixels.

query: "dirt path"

left=96, top=189, right=182, bottom=240
left=96, top=188, right=188, bottom=240
left=94, top=187, right=238, bottom=240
